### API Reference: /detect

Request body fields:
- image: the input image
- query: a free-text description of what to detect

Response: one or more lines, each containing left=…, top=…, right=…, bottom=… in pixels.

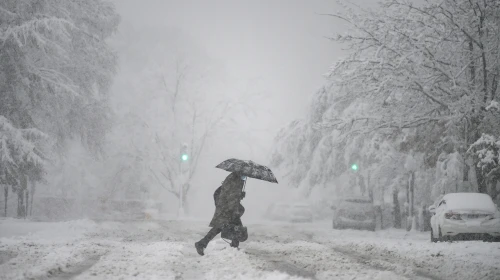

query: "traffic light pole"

left=178, top=143, right=188, bottom=218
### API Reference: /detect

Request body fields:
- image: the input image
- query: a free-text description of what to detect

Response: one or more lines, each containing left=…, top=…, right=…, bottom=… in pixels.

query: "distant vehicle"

left=265, top=202, right=313, bottom=223
left=331, top=196, right=376, bottom=231
left=289, top=203, right=314, bottom=223
left=265, top=203, right=290, bottom=222
left=429, top=193, right=500, bottom=242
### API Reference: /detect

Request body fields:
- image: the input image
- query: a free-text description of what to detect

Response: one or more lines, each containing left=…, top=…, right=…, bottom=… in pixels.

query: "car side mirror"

left=428, top=205, right=436, bottom=213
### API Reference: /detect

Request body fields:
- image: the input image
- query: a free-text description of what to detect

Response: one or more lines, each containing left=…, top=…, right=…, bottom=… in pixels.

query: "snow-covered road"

left=0, top=218, right=499, bottom=280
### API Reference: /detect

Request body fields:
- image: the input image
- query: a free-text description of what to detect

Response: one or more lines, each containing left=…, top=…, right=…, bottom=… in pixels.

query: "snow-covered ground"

left=0, top=218, right=498, bottom=280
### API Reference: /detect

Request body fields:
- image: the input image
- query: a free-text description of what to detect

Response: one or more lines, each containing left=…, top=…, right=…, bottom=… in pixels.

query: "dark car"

left=332, top=196, right=376, bottom=231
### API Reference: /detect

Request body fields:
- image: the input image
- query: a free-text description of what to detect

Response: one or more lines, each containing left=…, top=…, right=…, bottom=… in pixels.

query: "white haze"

left=108, top=0, right=377, bottom=221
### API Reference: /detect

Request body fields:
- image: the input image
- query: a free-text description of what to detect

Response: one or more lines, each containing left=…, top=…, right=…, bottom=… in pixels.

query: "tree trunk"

left=358, top=174, right=366, bottom=195
left=17, top=175, right=27, bottom=218
left=410, top=172, right=415, bottom=217
left=30, top=181, right=35, bottom=216
left=25, top=188, right=29, bottom=218
left=469, top=40, right=475, bottom=86
left=463, top=157, right=469, bottom=182
left=476, top=165, right=488, bottom=193
left=3, top=185, right=8, bottom=217
left=182, top=197, right=189, bottom=215
left=406, top=172, right=415, bottom=231
left=17, top=188, right=25, bottom=218
left=393, top=189, right=401, bottom=228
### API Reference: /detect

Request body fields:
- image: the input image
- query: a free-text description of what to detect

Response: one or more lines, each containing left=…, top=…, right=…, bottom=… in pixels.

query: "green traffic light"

left=181, top=154, right=189, bottom=161
left=351, top=164, right=358, bottom=171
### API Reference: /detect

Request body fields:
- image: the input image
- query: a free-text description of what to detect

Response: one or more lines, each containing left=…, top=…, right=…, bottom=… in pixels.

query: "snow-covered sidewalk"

left=1, top=218, right=499, bottom=280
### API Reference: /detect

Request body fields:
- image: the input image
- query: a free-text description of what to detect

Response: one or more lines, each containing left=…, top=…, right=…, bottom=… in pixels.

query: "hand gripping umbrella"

left=216, top=158, right=278, bottom=184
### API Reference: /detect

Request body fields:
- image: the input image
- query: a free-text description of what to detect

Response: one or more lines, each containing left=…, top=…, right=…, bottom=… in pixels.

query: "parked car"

left=289, top=203, right=314, bottom=223
left=265, top=202, right=313, bottom=223
left=332, top=196, right=376, bottom=231
left=429, top=192, right=500, bottom=242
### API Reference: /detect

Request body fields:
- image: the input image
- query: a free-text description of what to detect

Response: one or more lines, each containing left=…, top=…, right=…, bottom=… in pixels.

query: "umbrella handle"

left=241, top=180, right=247, bottom=200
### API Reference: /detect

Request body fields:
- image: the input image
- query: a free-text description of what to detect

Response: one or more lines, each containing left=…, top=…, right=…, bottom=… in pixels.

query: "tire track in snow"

left=247, top=225, right=439, bottom=280
left=244, top=248, right=317, bottom=279
left=328, top=245, right=441, bottom=280
left=42, top=255, right=103, bottom=280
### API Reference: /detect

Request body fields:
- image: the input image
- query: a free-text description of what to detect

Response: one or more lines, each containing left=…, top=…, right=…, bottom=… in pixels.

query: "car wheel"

left=439, top=227, right=450, bottom=242
left=431, top=228, right=437, bottom=243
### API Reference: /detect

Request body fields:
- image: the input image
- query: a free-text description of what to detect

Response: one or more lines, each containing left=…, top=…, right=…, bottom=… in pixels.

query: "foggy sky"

left=112, top=0, right=362, bottom=123
left=110, top=0, right=380, bottom=219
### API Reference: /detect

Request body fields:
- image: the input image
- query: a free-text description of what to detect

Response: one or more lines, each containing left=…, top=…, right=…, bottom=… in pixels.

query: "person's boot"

left=195, top=241, right=206, bottom=256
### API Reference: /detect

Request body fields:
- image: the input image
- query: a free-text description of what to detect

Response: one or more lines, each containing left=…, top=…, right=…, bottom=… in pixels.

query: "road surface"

left=0, top=218, right=499, bottom=279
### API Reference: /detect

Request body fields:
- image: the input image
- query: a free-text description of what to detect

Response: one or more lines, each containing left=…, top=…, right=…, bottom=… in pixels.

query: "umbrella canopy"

left=216, top=158, right=278, bottom=184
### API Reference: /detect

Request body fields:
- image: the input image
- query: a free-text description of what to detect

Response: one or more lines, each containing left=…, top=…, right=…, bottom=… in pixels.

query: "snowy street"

left=3, top=0, right=500, bottom=279
left=1, top=218, right=499, bottom=280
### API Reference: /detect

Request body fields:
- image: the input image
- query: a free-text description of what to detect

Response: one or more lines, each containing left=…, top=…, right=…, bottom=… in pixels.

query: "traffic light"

left=351, top=163, right=358, bottom=171
left=180, top=144, right=189, bottom=161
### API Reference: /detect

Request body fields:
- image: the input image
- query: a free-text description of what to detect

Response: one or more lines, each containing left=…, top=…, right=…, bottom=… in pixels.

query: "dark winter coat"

left=209, top=172, right=245, bottom=228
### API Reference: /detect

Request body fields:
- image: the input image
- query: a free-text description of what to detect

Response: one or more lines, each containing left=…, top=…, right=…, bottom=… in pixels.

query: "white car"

left=429, top=193, right=500, bottom=242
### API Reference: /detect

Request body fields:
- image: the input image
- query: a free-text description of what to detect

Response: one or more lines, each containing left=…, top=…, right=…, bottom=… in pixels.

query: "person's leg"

left=201, top=226, right=222, bottom=245
left=230, top=239, right=239, bottom=248
left=195, top=226, right=221, bottom=256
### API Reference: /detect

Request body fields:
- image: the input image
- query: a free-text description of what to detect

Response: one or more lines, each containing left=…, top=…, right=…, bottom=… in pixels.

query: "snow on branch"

left=0, top=16, right=73, bottom=49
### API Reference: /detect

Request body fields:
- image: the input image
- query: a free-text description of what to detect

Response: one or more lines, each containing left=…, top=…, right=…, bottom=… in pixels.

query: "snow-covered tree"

left=0, top=0, right=119, bottom=217
left=270, top=0, right=500, bottom=229
left=316, top=0, right=500, bottom=193
left=106, top=29, right=265, bottom=214
left=0, top=116, right=45, bottom=217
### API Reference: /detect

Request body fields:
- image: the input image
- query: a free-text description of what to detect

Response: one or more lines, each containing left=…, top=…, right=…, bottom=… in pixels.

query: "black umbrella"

left=216, top=158, right=278, bottom=184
